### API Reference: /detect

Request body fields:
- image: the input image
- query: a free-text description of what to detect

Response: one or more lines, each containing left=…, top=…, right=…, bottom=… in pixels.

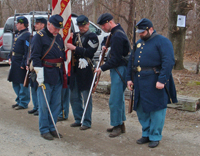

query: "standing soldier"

left=57, top=32, right=73, bottom=122
left=66, top=15, right=99, bottom=130
left=95, top=13, right=129, bottom=137
left=8, top=16, right=31, bottom=110
left=31, top=14, right=67, bottom=140
left=28, top=17, right=47, bottom=116
left=126, top=18, right=177, bottom=148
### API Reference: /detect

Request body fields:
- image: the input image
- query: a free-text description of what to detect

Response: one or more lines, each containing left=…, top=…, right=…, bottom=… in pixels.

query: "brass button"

left=143, top=43, right=145, bottom=45
left=139, top=56, right=141, bottom=58
left=138, top=60, right=140, bottom=63
left=140, top=51, right=142, bottom=53
left=141, top=47, right=143, bottom=49
left=138, top=75, right=140, bottom=77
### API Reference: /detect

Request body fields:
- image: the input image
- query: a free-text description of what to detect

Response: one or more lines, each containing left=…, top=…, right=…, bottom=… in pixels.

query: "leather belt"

left=133, top=65, right=160, bottom=73
left=12, top=52, right=24, bottom=57
left=43, top=61, right=62, bottom=68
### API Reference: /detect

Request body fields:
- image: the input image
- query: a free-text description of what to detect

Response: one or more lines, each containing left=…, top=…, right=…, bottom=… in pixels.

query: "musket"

left=7, top=10, right=17, bottom=80
left=41, top=84, right=61, bottom=139
left=23, top=11, right=35, bottom=87
left=12, top=10, right=17, bottom=47
left=92, top=36, right=111, bottom=93
left=48, top=4, right=50, bottom=20
left=81, top=35, right=111, bottom=125
left=128, top=11, right=136, bottom=113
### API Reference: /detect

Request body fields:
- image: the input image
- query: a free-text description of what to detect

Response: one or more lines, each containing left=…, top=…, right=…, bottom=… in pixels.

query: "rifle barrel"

left=129, top=11, right=137, bottom=113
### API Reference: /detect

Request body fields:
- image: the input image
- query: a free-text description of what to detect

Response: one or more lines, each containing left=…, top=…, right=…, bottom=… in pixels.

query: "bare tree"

left=0, top=0, right=199, bottom=62
left=168, top=0, right=194, bottom=70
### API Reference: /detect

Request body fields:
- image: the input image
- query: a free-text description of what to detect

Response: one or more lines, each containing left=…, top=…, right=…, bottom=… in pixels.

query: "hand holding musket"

left=92, top=35, right=111, bottom=92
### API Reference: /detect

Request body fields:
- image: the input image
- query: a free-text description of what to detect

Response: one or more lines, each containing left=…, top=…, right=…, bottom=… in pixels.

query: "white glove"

left=34, top=67, right=44, bottom=86
left=78, top=58, right=88, bottom=69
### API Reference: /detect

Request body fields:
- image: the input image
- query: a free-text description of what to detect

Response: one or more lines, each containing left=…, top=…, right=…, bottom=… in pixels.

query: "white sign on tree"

left=176, top=15, right=186, bottom=27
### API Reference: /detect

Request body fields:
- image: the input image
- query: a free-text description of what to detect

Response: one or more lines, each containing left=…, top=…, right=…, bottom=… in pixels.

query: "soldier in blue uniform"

left=95, top=13, right=129, bottom=137
left=8, top=16, right=30, bottom=110
left=126, top=18, right=177, bottom=148
left=31, top=14, right=67, bottom=140
left=66, top=15, right=99, bottom=130
left=57, top=32, right=73, bottom=122
left=28, top=17, right=47, bottom=116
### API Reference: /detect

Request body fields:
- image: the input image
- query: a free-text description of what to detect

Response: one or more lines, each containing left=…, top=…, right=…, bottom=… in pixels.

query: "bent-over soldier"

left=95, top=13, right=129, bottom=137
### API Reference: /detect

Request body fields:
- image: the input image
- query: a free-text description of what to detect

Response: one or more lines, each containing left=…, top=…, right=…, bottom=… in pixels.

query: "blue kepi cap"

left=76, top=15, right=89, bottom=26
left=17, top=16, right=28, bottom=24
left=49, top=14, right=64, bottom=29
left=136, top=18, right=153, bottom=33
left=97, top=13, right=113, bottom=25
left=35, top=17, right=47, bottom=25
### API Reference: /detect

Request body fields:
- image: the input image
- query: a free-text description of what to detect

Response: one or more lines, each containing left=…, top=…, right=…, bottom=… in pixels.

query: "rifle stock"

left=128, top=11, right=137, bottom=113
left=23, top=70, right=30, bottom=87
left=23, top=11, right=34, bottom=87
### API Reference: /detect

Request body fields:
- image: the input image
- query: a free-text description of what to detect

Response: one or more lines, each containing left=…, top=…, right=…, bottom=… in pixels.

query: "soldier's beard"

left=140, top=31, right=151, bottom=41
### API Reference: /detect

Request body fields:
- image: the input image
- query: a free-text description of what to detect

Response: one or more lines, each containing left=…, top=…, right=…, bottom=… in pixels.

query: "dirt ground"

left=0, top=52, right=200, bottom=156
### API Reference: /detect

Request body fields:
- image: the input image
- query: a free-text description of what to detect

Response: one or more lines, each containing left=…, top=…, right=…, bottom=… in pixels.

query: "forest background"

left=0, top=0, right=199, bottom=70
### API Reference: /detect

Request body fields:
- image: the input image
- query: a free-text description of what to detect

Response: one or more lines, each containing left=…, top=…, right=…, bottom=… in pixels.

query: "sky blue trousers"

left=109, top=66, right=126, bottom=126
left=37, top=78, right=62, bottom=134
left=12, top=82, right=30, bottom=108
left=31, top=86, right=38, bottom=111
left=136, top=101, right=167, bottom=141
left=70, top=78, right=92, bottom=127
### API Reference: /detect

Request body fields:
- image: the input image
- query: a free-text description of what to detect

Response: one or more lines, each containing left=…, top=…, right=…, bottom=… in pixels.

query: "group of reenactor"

left=7, top=12, right=177, bottom=148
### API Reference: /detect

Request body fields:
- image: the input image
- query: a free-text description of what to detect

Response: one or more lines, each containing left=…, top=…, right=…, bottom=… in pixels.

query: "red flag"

left=52, top=0, right=72, bottom=76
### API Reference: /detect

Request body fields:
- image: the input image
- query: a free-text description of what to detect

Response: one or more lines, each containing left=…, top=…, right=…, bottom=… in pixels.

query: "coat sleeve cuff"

left=158, top=75, right=167, bottom=84
left=100, top=65, right=107, bottom=72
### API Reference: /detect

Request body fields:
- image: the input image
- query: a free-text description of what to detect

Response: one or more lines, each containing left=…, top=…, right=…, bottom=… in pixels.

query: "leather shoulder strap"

left=15, top=31, right=29, bottom=39
left=41, top=36, right=56, bottom=60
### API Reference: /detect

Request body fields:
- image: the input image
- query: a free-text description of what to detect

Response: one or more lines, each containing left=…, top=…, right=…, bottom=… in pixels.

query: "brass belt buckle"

left=56, top=63, right=61, bottom=68
left=137, top=65, right=141, bottom=72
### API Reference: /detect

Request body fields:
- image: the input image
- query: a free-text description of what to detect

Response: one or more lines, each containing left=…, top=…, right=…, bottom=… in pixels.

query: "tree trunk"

left=126, top=0, right=135, bottom=45
left=168, top=0, right=194, bottom=70
left=92, top=0, right=97, bottom=24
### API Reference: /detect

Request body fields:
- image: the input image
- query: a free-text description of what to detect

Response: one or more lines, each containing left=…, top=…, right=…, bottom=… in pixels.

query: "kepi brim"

left=136, top=29, right=146, bottom=33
